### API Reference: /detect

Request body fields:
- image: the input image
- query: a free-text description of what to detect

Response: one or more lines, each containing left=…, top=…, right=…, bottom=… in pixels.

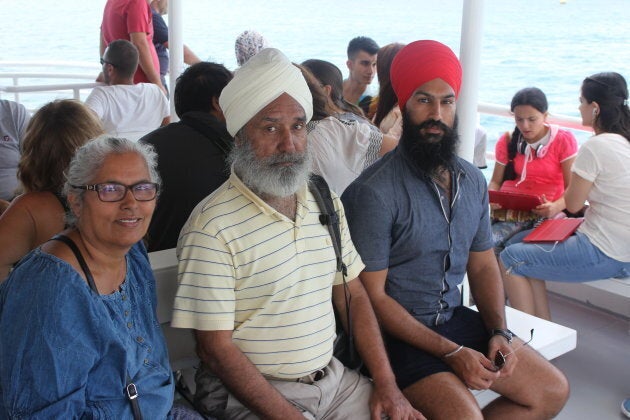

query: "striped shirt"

left=171, top=172, right=365, bottom=378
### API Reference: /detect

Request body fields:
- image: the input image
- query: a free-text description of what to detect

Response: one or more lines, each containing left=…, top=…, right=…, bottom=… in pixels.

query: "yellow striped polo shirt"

left=171, top=172, right=365, bottom=378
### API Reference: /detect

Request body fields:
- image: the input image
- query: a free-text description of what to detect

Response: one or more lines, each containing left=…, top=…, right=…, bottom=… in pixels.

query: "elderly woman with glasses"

left=0, top=137, right=182, bottom=418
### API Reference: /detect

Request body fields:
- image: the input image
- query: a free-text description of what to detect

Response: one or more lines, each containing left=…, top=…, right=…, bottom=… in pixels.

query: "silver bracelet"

left=442, top=344, right=464, bottom=359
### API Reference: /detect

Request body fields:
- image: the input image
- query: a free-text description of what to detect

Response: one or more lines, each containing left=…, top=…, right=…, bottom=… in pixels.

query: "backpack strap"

left=309, top=175, right=346, bottom=276
left=308, top=174, right=357, bottom=367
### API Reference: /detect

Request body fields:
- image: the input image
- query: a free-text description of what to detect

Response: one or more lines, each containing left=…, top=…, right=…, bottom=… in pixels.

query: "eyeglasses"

left=494, top=328, right=534, bottom=370
left=72, top=182, right=158, bottom=202
left=100, top=57, right=116, bottom=67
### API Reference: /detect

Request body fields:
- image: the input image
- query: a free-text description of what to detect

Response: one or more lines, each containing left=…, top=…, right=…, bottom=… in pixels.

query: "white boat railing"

left=1, top=61, right=591, bottom=135
left=478, top=101, right=589, bottom=132
left=0, top=61, right=101, bottom=106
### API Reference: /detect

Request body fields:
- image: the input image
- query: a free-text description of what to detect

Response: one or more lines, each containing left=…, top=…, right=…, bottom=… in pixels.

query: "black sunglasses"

left=494, top=329, right=534, bottom=370
left=100, top=57, right=117, bottom=67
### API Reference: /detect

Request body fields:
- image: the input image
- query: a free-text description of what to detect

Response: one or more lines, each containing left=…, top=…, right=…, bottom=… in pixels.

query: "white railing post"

left=458, top=0, right=485, bottom=165
left=168, top=0, right=184, bottom=122
left=12, top=76, right=20, bottom=103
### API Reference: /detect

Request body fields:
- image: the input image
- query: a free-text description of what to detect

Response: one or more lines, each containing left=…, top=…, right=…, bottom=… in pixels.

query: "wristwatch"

left=490, top=328, right=514, bottom=343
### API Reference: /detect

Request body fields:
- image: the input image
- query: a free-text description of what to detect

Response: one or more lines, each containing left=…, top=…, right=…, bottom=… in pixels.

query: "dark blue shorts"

left=386, top=306, right=492, bottom=390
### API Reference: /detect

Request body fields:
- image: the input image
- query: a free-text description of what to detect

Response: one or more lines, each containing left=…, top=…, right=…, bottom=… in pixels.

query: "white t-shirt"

left=85, top=83, right=169, bottom=142
left=0, top=100, right=30, bottom=200
left=573, top=132, right=630, bottom=261
left=307, top=115, right=382, bottom=195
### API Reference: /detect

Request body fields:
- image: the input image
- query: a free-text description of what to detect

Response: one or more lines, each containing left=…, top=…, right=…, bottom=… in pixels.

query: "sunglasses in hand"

left=494, top=329, right=534, bottom=370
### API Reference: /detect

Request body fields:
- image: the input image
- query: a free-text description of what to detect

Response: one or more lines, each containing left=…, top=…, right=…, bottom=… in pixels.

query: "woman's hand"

left=533, top=195, right=565, bottom=219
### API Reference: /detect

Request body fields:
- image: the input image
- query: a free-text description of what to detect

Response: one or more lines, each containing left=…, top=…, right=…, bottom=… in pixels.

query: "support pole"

left=168, top=0, right=184, bottom=121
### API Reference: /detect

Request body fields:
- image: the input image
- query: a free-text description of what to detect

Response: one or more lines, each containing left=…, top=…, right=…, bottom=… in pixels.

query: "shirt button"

left=121, top=294, right=127, bottom=301
left=144, top=359, right=149, bottom=364
left=124, top=310, right=129, bottom=317
left=136, top=336, right=144, bottom=343
left=127, top=322, right=133, bottom=329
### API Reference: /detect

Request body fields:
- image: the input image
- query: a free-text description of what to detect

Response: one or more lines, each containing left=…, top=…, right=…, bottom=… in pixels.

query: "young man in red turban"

left=342, top=40, right=569, bottom=419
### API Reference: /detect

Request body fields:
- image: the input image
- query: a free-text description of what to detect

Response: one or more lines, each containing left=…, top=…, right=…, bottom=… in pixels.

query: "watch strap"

left=490, top=328, right=514, bottom=343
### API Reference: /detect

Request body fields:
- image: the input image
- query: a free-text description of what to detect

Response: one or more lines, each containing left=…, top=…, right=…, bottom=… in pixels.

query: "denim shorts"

left=500, top=231, right=630, bottom=282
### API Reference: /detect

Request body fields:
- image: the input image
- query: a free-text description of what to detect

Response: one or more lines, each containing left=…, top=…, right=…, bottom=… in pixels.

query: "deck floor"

left=546, top=292, right=630, bottom=419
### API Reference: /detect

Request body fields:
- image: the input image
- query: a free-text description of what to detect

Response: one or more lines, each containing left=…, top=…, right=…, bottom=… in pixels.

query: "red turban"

left=390, top=40, right=462, bottom=110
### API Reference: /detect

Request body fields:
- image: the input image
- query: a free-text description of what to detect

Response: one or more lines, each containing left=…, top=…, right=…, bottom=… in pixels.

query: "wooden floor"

left=542, top=293, right=630, bottom=419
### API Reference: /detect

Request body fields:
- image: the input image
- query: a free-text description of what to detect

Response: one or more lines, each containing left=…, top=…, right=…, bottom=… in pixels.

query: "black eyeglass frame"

left=72, top=182, right=159, bottom=202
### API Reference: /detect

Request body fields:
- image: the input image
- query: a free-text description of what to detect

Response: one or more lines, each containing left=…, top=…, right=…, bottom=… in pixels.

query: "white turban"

left=219, top=48, right=313, bottom=137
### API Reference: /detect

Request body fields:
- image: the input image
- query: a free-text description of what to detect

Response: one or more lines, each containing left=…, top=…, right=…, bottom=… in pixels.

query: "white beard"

left=231, top=138, right=312, bottom=198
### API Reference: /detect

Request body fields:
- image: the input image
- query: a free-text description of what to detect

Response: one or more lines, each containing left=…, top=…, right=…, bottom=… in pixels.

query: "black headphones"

left=517, top=137, right=544, bottom=158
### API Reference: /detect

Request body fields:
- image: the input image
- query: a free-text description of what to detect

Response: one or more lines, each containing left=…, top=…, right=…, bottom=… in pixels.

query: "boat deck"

left=545, top=292, right=629, bottom=419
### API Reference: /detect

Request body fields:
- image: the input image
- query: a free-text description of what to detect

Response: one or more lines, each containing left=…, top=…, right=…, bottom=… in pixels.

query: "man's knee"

left=536, top=367, right=570, bottom=417
left=403, top=373, right=483, bottom=420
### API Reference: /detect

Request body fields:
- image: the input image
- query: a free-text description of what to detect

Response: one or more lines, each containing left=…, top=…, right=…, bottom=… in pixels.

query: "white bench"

left=546, top=277, right=630, bottom=318
left=150, top=248, right=199, bottom=372
left=149, top=248, right=577, bottom=404
left=470, top=305, right=577, bottom=406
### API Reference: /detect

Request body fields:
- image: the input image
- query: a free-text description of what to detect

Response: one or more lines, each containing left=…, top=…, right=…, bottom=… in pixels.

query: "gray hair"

left=63, top=136, right=161, bottom=226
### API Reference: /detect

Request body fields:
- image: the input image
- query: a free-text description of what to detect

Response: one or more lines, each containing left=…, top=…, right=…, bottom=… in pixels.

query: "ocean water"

left=2, top=0, right=629, bottom=161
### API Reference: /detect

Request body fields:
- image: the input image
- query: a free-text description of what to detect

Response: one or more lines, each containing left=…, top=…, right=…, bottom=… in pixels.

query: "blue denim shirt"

left=342, top=147, right=493, bottom=326
left=0, top=242, right=174, bottom=419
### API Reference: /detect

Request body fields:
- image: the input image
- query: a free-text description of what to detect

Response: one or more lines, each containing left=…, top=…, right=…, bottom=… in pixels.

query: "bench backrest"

left=149, top=248, right=199, bottom=371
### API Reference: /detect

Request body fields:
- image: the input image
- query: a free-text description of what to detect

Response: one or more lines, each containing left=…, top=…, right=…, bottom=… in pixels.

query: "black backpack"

left=308, top=174, right=361, bottom=369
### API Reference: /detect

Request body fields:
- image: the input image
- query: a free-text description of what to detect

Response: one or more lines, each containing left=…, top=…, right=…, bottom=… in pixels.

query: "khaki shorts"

left=194, top=357, right=373, bottom=419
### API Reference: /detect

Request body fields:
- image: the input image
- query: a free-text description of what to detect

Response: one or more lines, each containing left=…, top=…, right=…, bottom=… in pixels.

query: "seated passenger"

left=0, top=100, right=103, bottom=280
left=0, top=137, right=177, bottom=418
left=501, top=72, right=630, bottom=320
left=300, top=61, right=397, bottom=194
left=342, top=36, right=379, bottom=115
left=234, top=29, right=270, bottom=67
left=171, top=47, right=423, bottom=420
left=372, top=42, right=405, bottom=139
left=302, top=58, right=366, bottom=120
left=140, top=62, right=233, bottom=251
left=341, top=40, right=569, bottom=419
left=488, top=87, right=578, bottom=254
left=0, top=99, right=30, bottom=201
left=86, top=39, right=170, bottom=142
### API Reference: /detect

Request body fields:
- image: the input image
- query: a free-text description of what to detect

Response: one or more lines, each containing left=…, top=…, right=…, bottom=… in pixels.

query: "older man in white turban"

left=171, top=48, right=424, bottom=420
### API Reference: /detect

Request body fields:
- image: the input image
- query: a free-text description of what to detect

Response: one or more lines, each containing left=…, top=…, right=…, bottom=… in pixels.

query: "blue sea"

left=2, top=0, right=629, bottom=166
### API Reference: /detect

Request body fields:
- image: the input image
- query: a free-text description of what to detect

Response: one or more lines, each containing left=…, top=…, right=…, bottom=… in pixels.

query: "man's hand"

left=487, top=335, right=518, bottom=378
left=442, top=346, right=500, bottom=390
left=369, top=381, right=426, bottom=420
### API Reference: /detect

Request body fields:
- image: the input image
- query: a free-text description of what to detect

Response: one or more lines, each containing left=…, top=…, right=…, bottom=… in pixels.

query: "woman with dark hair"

left=500, top=72, right=630, bottom=321
left=488, top=87, right=578, bottom=254
left=298, top=62, right=397, bottom=194
left=0, top=99, right=104, bottom=280
left=372, top=42, right=405, bottom=137
left=302, top=58, right=364, bottom=118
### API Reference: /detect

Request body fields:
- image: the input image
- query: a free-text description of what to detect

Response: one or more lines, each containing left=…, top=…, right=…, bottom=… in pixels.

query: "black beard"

left=400, top=112, right=459, bottom=175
